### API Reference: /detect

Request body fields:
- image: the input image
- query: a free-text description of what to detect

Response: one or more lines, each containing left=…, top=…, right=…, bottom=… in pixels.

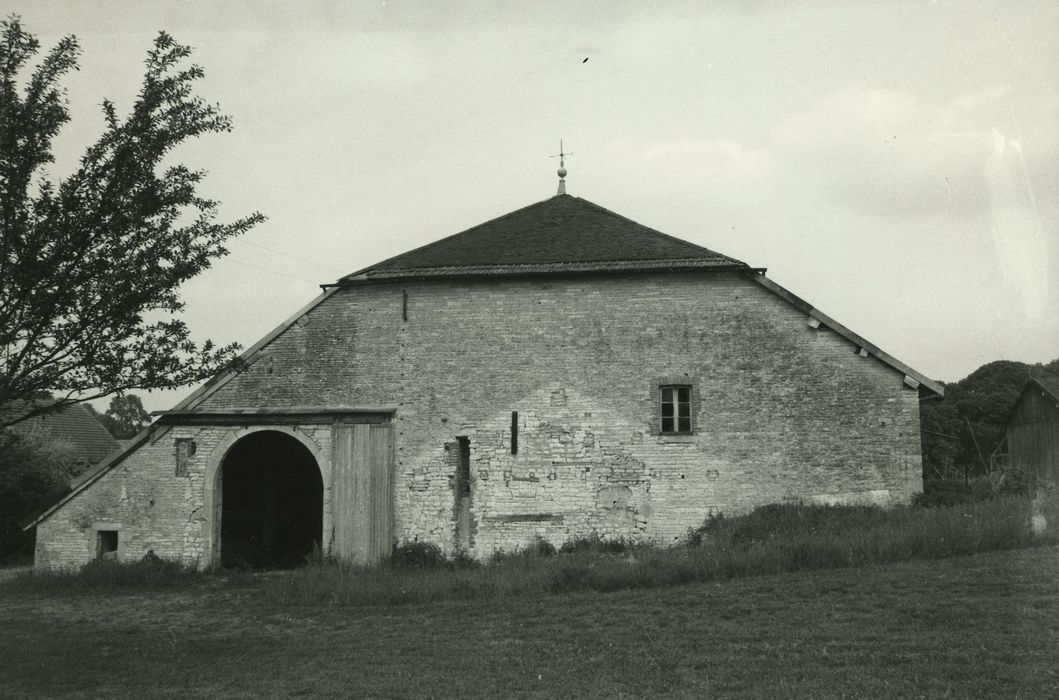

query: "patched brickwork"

left=34, top=271, right=924, bottom=567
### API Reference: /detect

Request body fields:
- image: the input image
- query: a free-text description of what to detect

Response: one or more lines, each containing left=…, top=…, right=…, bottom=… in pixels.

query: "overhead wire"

left=223, top=258, right=322, bottom=284
left=235, top=239, right=347, bottom=274
left=219, top=237, right=349, bottom=284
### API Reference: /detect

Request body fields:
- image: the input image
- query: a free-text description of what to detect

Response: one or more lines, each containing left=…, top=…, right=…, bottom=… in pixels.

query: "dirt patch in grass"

left=2, top=547, right=1057, bottom=698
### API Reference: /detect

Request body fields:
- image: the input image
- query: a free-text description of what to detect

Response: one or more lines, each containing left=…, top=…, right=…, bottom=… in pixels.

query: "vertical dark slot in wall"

left=455, top=437, right=472, bottom=551
left=511, top=411, right=518, bottom=455
left=402, top=290, right=408, bottom=321
left=456, top=437, right=471, bottom=496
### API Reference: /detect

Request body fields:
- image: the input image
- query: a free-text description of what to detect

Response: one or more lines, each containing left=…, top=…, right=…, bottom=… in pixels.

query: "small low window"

left=660, top=385, right=692, bottom=434
left=97, top=530, right=118, bottom=560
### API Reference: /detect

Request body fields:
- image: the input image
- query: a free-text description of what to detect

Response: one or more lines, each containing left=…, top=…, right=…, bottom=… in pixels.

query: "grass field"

left=2, top=546, right=1057, bottom=698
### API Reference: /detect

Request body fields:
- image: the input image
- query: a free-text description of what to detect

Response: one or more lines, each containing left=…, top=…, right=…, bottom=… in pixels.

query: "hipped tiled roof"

left=340, top=194, right=747, bottom=282
left=11, top=404, right=121, bottom=465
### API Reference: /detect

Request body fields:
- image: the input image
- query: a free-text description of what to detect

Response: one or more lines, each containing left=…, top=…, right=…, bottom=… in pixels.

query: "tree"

left=0, top=430, right=77, bottom=562
left=0, top=17, right=263, bottom=430
left=920, top=358, right=1059, bottom=480
left=87, top=394, right=151, bottom=439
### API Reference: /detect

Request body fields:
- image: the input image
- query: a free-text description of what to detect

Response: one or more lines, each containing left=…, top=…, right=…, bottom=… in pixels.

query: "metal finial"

left=550, top=139, right=572, bottom=195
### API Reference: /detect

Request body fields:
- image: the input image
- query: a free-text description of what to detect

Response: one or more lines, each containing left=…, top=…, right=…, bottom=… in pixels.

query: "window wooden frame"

left=660, top=385, right=693, bottom=434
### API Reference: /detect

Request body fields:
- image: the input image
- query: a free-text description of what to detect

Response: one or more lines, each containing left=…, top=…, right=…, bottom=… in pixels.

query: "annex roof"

left=338, top=194, right=749, bottom=282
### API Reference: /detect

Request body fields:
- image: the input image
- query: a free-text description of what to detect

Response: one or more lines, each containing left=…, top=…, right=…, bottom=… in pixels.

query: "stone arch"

left=203, top=426, right=332, bottom=567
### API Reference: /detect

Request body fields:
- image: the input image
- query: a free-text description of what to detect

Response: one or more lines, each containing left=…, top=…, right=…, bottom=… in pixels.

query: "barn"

left=991, top=377, right=1059, bottom=486
left=26, top=189, right=943, bottom=569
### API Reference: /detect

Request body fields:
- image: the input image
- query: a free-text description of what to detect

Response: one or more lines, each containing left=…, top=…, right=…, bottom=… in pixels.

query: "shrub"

left=525, top=536, right=557, bottom=557
left=689, top=502, right=888, bottom=548
left=391, top=541, right=448, bottom=569
left=559, top=533, right=634, bottom=555
left=449, top=548, right=481, bottom=569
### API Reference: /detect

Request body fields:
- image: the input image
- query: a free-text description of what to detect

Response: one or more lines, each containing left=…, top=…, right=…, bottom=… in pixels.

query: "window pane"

left=661, top=402, right=674, bottom=417
left=677, top=387, right=690, bottom=403
left=678, top=415, right=691, bottom=433
left=661, top=416, right=674, bottom=432
left=661, top=387, right=673, bottom=403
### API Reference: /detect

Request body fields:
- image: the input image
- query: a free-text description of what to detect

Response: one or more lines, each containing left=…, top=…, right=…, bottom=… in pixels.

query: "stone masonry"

left=33, top=269, right=924, bottom=568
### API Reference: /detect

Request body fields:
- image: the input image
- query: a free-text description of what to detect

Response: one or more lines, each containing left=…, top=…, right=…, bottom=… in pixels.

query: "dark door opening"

left=220, top=431, right=323, bottom=569
left=454, top=436, right=472, bottom=551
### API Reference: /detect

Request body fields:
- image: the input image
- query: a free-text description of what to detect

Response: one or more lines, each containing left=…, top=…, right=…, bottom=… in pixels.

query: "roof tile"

left=342, top=194, right=746, bottom=281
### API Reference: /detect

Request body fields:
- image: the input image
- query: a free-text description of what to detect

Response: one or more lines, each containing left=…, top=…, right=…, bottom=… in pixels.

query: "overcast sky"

left=12, top=0, right=1059, bottom=412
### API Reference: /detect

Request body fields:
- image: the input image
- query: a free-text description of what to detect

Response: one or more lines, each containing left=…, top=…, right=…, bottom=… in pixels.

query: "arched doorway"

left=219, top=430, right=323, bottom=569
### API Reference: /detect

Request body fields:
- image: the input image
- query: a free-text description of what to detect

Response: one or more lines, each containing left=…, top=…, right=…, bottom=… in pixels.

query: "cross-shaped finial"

left=550, top=139, right=572, bottom=195
left=550, top=139, right=572, bottom=167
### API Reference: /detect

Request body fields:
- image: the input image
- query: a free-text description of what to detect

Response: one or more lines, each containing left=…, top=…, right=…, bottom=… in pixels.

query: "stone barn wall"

left=198, top=271, right=922, bottom=555
left=33, top=270, right=924, bottom=567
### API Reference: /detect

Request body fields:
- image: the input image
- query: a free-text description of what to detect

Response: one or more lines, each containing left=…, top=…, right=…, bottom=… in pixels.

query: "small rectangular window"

left=97, top=530, right=118, bottom=560
left=660, top=385, right=692, bottom=434
left=175, top=438, right=196, bottom=477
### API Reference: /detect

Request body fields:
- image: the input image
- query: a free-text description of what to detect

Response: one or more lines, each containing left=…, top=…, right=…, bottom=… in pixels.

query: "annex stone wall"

left=34, top=424, right=332, bottom=569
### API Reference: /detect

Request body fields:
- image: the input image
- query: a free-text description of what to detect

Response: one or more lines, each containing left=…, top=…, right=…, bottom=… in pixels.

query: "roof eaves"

left=747, top=272, right=944, bottom=398
left=22, top=426, right=156, bottom=531
left=997, top=376, right=1059, bottom=433
left=167, top=287, right=341, bottom=414
left=25, top=289, right=351, bottom=529
left=1029, top=376, right=1059, bottom=403
left=340, top=258, right=749, bottom=284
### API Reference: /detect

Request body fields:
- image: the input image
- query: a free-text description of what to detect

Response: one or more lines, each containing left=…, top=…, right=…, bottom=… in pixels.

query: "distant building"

left=991, top=377, right=1059, bottom=485
left=26, top=190, right=942, bottom=570
left=9, top=404, right=121, bottom=474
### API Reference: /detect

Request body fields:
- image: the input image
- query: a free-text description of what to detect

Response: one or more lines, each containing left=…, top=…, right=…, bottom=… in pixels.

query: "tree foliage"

left=0, top=430, right=77, bottom=562
left=921, top=358, right=1059, bottom=479
left=0, top=16, right=262, bottom=430
left=85, top=394, right=151, bottom=439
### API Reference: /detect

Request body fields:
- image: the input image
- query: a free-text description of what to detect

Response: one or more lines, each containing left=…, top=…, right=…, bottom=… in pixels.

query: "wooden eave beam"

left=745, top=272, right=944, bottom=398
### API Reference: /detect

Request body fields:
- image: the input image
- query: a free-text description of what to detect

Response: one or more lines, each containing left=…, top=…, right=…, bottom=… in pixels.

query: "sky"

left=10, top=0, right=1059, bottom=413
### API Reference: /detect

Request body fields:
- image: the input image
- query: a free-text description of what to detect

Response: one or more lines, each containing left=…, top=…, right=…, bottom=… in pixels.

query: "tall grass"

left=264, top=491, right=1059, bottom=606
left=8, top=491, right=1057, bottom=603
left=2, top=557, right=215, bottom=593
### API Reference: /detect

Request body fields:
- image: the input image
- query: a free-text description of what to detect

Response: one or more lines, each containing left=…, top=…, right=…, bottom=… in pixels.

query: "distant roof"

left=1028, top=375, right=1059, bottom=403
left=339, top=194, right=749, bottom=282
left=11, top=404, right=121, bottom=465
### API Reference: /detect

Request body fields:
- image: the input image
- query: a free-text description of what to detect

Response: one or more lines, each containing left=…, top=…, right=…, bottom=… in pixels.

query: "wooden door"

left=332, top=423, right=394, bottom=565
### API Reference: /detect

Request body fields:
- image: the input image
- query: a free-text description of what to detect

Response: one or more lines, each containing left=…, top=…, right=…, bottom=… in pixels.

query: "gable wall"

left=197, top=271, right=922, bottom=554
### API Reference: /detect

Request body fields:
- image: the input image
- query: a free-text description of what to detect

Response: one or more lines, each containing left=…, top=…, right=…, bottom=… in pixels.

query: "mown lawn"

left=2, top=546, right=1057, bottom=698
